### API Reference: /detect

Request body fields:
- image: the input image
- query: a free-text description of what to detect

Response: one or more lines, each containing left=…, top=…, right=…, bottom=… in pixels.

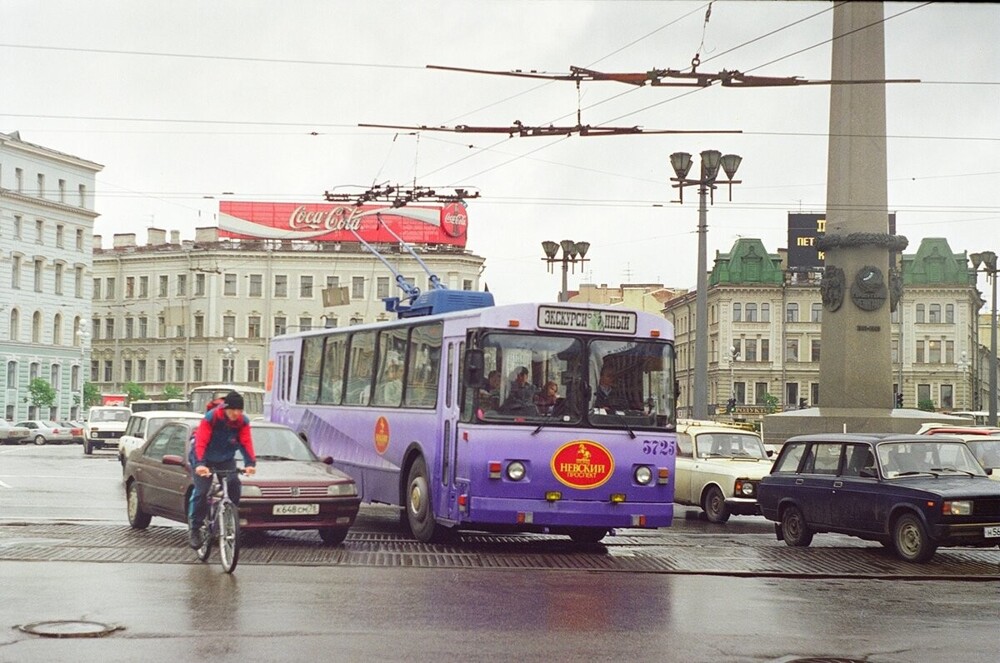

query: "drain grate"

left=17, top=620, right=124, bottom=638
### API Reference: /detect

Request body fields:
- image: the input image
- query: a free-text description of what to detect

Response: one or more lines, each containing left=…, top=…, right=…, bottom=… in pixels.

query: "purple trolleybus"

left=265, top=300, right=676, bottom=544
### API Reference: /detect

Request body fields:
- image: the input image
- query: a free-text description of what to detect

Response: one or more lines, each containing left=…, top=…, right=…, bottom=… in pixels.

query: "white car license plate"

left=985, top=526, right=1000, bottom=538
left=272, top=503, right=319, bottom=516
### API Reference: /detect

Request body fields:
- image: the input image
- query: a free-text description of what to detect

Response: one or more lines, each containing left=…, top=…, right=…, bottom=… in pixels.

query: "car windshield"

left=93, top=409, right=131, bottom=422
left=965, top=438, right=1000, bottom=469
left=877, top=441, right=988, bottom=478
left=251, top=427, right=317, bottom=461
left=695, top=433, right=768, bottom=459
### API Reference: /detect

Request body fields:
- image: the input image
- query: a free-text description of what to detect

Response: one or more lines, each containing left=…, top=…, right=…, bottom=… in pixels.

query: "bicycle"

left=194, top=468, right=244, bottom=573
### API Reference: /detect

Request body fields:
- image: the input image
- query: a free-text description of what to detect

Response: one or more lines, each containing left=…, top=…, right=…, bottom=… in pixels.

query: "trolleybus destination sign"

left=537, top=307, right=637, bottom=335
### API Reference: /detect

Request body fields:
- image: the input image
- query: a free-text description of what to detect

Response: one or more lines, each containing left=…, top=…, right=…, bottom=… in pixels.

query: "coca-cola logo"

left=441, top=202, right=468, bottom=238
left=288, top=205, right=364, bottom=232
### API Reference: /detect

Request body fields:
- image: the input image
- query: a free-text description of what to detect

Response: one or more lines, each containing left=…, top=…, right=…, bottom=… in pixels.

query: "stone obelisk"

left=817, top=1, right=900, bottom=409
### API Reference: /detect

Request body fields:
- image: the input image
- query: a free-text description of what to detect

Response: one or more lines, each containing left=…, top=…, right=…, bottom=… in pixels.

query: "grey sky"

left=3, top=1, right=997, bottom=304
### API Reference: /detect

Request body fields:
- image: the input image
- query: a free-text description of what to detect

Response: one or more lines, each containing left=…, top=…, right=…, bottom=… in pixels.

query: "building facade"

left=90, top=227, right=486, bottom=397
left=0, top=131, right=102, bottom=421
left=664, top=237, right=989, bottom=421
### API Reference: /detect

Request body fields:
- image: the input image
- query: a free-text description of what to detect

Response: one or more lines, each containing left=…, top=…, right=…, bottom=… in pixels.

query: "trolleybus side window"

left=345, top=330, right=376, bottom=406
left=404, top=323, right=442, bottom=409
left=319, top=334, right=347, bottom=405
left=299, top=335, right=323, bottom=404
left=373, top=327, right=408, bottom=407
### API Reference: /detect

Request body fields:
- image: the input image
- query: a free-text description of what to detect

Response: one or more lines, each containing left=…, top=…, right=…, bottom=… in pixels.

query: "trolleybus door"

left=440, top=339, right=462, bottom=521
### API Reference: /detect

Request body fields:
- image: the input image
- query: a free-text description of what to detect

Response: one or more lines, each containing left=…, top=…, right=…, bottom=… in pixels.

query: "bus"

left=265, top=300, right=677, bottom=544
left=189, top=385, right=265, bottom=417
left=130, top=399, right=193, bottom=413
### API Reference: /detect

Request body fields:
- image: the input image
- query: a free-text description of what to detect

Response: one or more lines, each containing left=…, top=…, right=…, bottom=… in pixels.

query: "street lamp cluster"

left=219, top=336, right=240, bottom=383
left=670, top=150, right=743, bottom=420
left=541, top=240, right=590, bottom=303
left=75, top=322, right=92, bottom=417
left=970, top=251, right=998, bottom=426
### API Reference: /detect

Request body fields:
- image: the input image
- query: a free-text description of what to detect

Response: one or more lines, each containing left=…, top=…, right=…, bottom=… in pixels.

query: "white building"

left=0, top=131, right=102, bottom=421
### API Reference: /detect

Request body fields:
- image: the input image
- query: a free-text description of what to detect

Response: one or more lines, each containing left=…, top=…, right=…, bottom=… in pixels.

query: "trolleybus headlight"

left=634, top=465, right=653, bottom=485
left=506, top=461, right=526, bottom=481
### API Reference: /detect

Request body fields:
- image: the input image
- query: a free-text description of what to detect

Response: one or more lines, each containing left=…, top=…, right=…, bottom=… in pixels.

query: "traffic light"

left=895, top=393, right=903, bottom=408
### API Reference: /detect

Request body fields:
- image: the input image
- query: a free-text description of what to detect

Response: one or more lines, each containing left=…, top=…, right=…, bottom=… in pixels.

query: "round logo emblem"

left=374, top=416, right=390, bottom=455
left=441, top=202, right=468, bottom=238
left=551, top=440, right=614, bottom=489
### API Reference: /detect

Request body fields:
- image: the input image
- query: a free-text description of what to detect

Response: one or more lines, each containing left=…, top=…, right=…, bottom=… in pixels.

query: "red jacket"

left=192, top=406, right=256, bottom=468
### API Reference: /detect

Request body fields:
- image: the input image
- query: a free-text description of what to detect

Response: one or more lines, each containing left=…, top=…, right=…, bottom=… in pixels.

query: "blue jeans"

left=187, top=458, right=241, bottom=527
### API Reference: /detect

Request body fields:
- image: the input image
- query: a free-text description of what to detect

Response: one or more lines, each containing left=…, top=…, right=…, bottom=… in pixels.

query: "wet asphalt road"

left=1, top=443, right=998, bottom=663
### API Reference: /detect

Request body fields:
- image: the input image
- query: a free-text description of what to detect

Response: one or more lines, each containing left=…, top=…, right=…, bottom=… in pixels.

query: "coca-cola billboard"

left=218, top=201, right=469, bottom=247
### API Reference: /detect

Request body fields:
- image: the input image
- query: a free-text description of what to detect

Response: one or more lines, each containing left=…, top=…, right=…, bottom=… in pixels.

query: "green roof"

left=710, top=238, right=784, bottom=285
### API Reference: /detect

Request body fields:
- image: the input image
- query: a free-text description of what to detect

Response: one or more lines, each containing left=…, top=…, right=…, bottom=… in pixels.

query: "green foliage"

left=917, top=399, right=937, bottom=412
left=28, top=378, right=57, bottom=408
left=123, top=382, right=147, bottom=403
left=83, top=382, right=103, bottom=408
left=763, top=393, right=780, bottom=413
left=161, top=384, right=184, bottom=399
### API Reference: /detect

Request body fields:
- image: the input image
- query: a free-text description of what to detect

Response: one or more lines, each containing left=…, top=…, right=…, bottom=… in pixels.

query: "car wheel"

left=84, top=441, right=93, bottom=455
left=892, top=512, right=937, bottom=563
left=405, top=456, right=443, bottom=543
left=126, top=482, right=152, bottom=529
left=702, top=485, right=731, bottom=523
left=781, top=505, right=814, bottom=547
left=34, top=435, right=46, bottom=446
left=318, top=527, right=348, bottom=546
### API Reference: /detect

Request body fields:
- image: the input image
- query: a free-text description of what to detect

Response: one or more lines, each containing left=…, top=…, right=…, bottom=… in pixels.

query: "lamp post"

left=957, top=350, right=971, bottom=411
left=670, top=150, right=743, bottom=420
left=219, top=336, right=239, bottom=383
left=76, top=321, right=91, bottom=418
left=727, top=345, right=740, bottom=413
left=970, top=251, right=998, bottom=425
left=541, top=240, right=590, bottom=302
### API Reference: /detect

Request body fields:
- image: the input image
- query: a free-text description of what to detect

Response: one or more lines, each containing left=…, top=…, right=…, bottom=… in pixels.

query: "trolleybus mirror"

left=464, top=349, right=485, bottom=387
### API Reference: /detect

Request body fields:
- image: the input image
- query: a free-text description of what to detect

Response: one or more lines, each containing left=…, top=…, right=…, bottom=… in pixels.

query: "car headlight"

left=242, top=485, right=262, bottom=497
left=943, top=500, right=972, bottom=516
left=327, top=483, right=357, bottom=497
left=634, top=465, right=653, bottom=485
left=506, top=461, right=526, bottom=481
left=735, top=479, right=756, bottom=497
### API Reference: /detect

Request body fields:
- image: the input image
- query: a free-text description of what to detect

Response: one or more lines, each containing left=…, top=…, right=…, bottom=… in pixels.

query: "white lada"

left=674, top=420, right=773, bottom=523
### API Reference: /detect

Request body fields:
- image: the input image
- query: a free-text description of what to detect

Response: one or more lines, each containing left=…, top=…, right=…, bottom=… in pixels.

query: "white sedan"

left=15, top=420, right=78, bottom=446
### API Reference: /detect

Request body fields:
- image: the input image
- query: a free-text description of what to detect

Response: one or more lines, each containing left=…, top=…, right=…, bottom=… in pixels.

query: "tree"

left=161, top=384, right=184, bottom=399
left=28, top=378, right=57, bottom=411
left=917, top=398, right=936, bottom=412
left=83, top=382, right=102, bottom=408
left=763, top=393, right=780, bottom=414
left=123, top=381, right=147, bottom=404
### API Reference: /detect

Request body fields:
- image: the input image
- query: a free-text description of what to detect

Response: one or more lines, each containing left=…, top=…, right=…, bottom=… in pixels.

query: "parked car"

left=915, top=423, right=1000, bottom=436
left=83, top=406, right=133, bottom=455
left=15, top=420, right=77, bottom=445
left=0, top=420, right=31, bottom=445
left=926, top=434, right=1000, bottom=481
left=59, top=421, right=86, bottom=444
left=124, top=419, right=360, bottom=545
left=117, top=410, right=203, bottom=471
left=759, top=433, right=1000, bottom=562
left=674, top=420, right=772, bottom=522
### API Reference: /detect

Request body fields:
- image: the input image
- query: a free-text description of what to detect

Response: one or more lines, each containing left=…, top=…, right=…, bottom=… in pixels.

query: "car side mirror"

left=322, top=456, right=334, bottom=465
left=162, top=454, right=185, bottom=467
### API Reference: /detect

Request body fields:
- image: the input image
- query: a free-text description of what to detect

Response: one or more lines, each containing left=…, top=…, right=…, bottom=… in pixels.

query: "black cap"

left=223, top=391, right=244, bottom=410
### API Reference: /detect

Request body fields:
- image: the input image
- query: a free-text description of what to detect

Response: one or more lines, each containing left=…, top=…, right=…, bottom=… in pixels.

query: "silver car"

left=16, top=420, right=77, bottom=446
left=0, top=421, right=31, bottom=445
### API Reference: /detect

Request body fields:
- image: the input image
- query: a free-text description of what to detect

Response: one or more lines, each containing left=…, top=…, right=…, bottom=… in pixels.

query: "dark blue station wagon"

left=758, top=434, right=1000, bottom=562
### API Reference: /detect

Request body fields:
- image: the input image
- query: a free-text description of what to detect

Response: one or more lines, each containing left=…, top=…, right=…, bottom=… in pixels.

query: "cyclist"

left=187, top=390, right=257, bottom=549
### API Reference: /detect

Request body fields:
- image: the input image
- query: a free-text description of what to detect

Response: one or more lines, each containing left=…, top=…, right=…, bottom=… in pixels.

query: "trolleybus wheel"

left=405, top=456, right=440, bottom=543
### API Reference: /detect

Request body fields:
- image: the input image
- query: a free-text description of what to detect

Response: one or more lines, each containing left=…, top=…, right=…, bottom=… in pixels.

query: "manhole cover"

left=17, top=620, right=123, bottom=638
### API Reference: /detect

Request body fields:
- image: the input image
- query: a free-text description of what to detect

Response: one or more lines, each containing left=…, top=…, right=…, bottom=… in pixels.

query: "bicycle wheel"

left=195, top=511, right=214, bottom=562
left=218, top=501, right=240, bottom=573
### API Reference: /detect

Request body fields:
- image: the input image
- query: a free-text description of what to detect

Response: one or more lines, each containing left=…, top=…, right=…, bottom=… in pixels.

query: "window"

left=810, top=302, right=822, bottom=322
left=139, top=275, right=149, bottom=298
left=811, top=339, right=821, bottom=362
left=193, top=358, right=203, bottom=382
left=760, top=339, right=769, bottom=362
left=761, top=303, right=770, bottom=322
left=138, top=316, right=148, bottom=338
left=125, top=317, right=134, bottom=339
left=744, top=339, right=757, bottom=362
left=352, top=276, right=365, bottom=299
left=6, top=361, right=16, bottom=388
left=105, top=277, right=116, bottom=300
left=32, top=312, right=42, bottom=343
left=945, top=304, right=954, bottom=324
left=300, top=275, right=313, bottom=298
left=345, top=330, right=375, bottom=406
left=754, top=382, right=768, bottom=405
left=156, top=359, right=166, bottom=382
left=786, top=339, right=799, bottom=362
left=249, top=274, right=262, bottom=297
left=90, top=360, right=99, bottom=382
left=194, top=315, right=205, bottom=337
left=463, top=279, right=473, bottom=291
left=137, top=359, right=147, bottom=382
left=745, top=304, right=757, bottom=322
left=247, top=316, right=261, bottom=338
left=34, top=259, right=43, bottom=292
left=804, top=443, right=842, bottom=475
left=785, top=303, right=799, bottom=322
left=29, top=362, right=40, bottom=380
left=811, top=382, right=820, bottom=406
left=928, top=340, right=941, bottom=364
left=732, top=303, right=742, bottom=322
left=15, top=168, right=23, bottom=192
left=157, top=316, right=166, bottom=338
left=157, top=275, right=168, bottom=297
left=75, top=267, right=84, bottom=297
left=103, top=360, right=113, bottom=382
left=76, top=228, right=83, bottom=250
left=325, top=316, right=338, bottom=329
left=56, top=224, right=64, bottom=248
left=105, top=317, right=115, bottom=339
left=71, top=365, right=80, bottom=391
left=274, top=275, right=287, bottom=297
left=11, top=256, right=21, bottom=289
left=916, top=304, right=925, bottom=323
left=917, top=383, right=931, bottom=405
left=176, top=274, right=187, bottom=296
left=945, top=340, right=954, bottom=364
left=940, top=384, right=954, bottom=410
left=125, top=276, right=135, bottom=299
left=223, top=315, right=236, bottom=337
left=377, top=276, right=390, bottom=299
left=247, top=360, right=260, bottom=383
left=929, top=304, right=941, bottom=324
left=36, top=173, right=45, bottom=198
left=78, top=184, right=86, bottom=207
left=54, top=263, right=63, bottom=295
left=194, top=273, right=205, bottom=296
left=224, top=274, right=237, bottom=296
left=58, top=179, right=66, bottom=203
left=298, top=317, right=312, bottom=332
left=92, top=317, right=101, bottom=340
left=14, top=215, right=23, bottom=239
left=174, top=359, right=184, bottom=382
left=123, top=359, right=133, bottom=382
left=274, top=316, right=287, bottom=336
left=785, top=382, right=798, bottom=409
left=35, top=218, right=44, bottom=243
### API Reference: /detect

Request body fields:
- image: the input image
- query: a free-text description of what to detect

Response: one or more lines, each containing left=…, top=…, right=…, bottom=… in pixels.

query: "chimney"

left=147, top=228, right=167, bottom=245
left=113, top=233, right=136, bottom=248
left=195, top=227, right=219, bottom=243
left=93, top=234, right=102, bottom=249
left=170, top=230, right=180, bottom=244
